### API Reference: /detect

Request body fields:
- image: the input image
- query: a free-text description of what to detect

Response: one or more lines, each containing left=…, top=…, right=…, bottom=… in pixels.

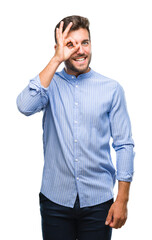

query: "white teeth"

left=75, top=58, right=85, bottom=61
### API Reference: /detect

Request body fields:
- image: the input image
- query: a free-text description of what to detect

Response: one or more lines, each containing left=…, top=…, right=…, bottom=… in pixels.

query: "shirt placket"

left=73, top=78, right=81, bottom=190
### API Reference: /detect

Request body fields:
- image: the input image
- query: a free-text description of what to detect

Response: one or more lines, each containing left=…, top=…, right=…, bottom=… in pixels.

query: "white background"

left=0, top=0, right=152, bottom=239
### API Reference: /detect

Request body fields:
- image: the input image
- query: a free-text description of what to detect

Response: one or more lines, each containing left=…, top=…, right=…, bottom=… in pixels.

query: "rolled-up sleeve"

left=16, top=74, right=49, bottom=116
left=109, top=83, right=135, bottom=182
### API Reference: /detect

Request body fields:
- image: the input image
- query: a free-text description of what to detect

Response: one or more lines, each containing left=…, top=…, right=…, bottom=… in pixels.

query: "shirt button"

left=74, top=120, right=78, bottom=124
left=74, top=139, right=78, bottom=143
left=76, top=85, right=78, bottom=88
left=77, top=177, right=79, bottom=180
left=72, top=76, right=74, bottom=79
left=75, top=159, right=78, bottom=162
left=75, top=102, right=78, bottom=106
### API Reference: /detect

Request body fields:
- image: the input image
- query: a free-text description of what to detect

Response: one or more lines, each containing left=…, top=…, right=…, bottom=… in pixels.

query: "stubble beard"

left=64, top=53, right=92, bottom=75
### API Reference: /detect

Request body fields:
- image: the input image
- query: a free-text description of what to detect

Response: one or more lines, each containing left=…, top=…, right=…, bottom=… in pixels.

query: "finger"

left=116, top=219, right=124, bottom=229
left=59, top=21, right=64, bottom=32
left=70, top=44, right=80, bottom=55
left=69, top=43, right=81, bottom=55
left=65, top=37, right=76, bottom=47
left=63, top=22, right=73, bottom=38
left=56, top=24, right=64, bottom=45
left=105, top=208, right=113, bottom=226
left=109, top=218, right=120, bottom=229
left=56, top=28, right=60, bottom=43
left=58, top=21, right=64, bottom=39
left=119, top=216, right=127, bottom=228
left=109, top=216, right=126, bottom=229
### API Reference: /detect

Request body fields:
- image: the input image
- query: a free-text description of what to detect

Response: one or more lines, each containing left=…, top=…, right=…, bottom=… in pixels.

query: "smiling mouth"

left=73, top=56, right=87, bottom=62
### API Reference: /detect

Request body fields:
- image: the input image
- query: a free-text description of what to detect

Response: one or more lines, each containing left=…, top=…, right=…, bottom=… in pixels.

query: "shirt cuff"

left=116, top=171, right=134, bottom=182
left=29, top=74, right=49, bottom=96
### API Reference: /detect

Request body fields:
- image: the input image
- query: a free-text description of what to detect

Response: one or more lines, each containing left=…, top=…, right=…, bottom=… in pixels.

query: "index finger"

left=62, top=22, right=73, bottom=38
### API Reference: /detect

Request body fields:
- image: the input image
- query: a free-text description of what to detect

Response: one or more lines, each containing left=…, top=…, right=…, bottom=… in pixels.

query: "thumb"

left=105, top=207, right=113, bottom=225
left=71, top=42, right=81, bottom=53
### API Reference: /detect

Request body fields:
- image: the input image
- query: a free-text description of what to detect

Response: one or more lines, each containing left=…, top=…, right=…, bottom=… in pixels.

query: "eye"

left=82, top=41, right=89, bottom=46
left=67, top=42, right=73, bottom=48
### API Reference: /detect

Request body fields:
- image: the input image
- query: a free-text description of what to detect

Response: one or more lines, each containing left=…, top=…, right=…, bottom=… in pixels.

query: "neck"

left=64, top=67, right=91, bottom=77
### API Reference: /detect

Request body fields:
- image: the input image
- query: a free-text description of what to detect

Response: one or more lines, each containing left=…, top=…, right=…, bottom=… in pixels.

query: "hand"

left=105, top=200, right=128, bottom=229
left=54, top=21, right=80, bottom=63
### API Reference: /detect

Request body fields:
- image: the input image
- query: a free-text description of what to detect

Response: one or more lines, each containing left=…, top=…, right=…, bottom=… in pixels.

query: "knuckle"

left=122, top=216, right=127, bottom=221
left=116, top=216, right=121, bottom=221
left=113, top=224, right=118, bottom=229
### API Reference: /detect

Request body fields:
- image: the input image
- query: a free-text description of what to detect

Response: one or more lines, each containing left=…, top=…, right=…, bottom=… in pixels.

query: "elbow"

left=16, top=96, right=33, bottom=116
left=112, top=136, right=135, bottom=151
left=112, top=142, right=134, bottom=152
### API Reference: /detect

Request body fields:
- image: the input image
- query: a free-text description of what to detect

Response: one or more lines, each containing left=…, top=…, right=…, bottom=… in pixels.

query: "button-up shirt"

left=16, top=68, right=135, bottom=208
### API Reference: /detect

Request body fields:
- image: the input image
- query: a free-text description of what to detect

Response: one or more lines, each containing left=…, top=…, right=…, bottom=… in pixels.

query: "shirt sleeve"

left=109, top=82, right=135, bottom=182
left=16, top=74, right=49, bottom=116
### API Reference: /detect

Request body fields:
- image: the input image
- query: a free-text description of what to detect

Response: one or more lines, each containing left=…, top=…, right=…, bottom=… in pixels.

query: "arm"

left=105, top=83, right=135, bottom=228
left=39, top=21, right=80, bottom=88
left=16, top=21, right=80, bottom=115
left=16, top=75, right=49, bottom=116
left=105, top=181, right=130, bottom=228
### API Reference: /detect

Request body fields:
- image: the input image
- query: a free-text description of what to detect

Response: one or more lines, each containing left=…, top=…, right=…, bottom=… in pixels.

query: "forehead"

left=67, top=28, right=90, bottom=42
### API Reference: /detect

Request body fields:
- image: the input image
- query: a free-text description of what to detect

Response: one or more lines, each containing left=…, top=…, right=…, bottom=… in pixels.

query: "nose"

left=76, top=44, right=84, bottom=55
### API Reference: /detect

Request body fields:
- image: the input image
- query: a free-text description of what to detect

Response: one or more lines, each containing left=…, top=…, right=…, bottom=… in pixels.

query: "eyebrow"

left=82, top=39, right=90, bottom=42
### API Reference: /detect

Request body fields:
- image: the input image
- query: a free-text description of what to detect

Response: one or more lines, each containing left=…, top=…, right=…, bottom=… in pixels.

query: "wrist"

left=52, top=55, right=63, bottom=65
left=116, top=194, right=129, bottom=204
left=116, top=181, right=130, bottom=204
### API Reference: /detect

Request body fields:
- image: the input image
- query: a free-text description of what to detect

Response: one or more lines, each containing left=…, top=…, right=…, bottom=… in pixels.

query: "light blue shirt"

left=16, top=68, right=135, bottom=208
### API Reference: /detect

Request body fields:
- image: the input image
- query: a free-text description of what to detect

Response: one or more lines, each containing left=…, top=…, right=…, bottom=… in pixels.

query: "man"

left=16, top=15, right=135, bottom=240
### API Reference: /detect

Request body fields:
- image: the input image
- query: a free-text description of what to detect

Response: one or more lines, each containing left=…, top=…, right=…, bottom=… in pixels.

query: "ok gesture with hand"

left=54, top=21, right=80, bottom=63
left=39, top=21, right=80, bottom=88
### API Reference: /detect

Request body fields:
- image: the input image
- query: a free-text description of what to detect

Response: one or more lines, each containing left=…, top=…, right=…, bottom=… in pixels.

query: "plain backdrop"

left=0, top=0, right=152, bottom=239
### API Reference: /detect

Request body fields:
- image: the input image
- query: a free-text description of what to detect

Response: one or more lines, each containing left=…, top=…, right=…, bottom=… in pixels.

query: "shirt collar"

left=60, top=67, right=93, bottom=81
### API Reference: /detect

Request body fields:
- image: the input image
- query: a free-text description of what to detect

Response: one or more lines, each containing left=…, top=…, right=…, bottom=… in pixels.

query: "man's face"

left=64, top=28, right=92, bottom=76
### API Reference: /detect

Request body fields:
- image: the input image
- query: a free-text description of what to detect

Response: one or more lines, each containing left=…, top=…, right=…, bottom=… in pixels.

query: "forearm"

left=17, top=75, right=49, bottom=116
left=39, top=56, right=61, bottom=88
left=116, top=181, right=131, bottom=203
left=17, top=55, right=61, bottom=115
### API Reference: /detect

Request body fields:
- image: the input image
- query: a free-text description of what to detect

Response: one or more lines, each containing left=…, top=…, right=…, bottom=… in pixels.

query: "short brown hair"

left=54, top=15, right=90, bottom=43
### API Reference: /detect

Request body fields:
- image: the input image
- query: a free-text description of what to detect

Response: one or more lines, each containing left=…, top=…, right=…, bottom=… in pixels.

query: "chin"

left=65, top=58, right=91, bottom=75
left=73, top=65, right=88, bottom=72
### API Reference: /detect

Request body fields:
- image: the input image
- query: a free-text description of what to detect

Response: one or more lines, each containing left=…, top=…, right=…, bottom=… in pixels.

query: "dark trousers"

left=39, top=192, right=113, bottom=240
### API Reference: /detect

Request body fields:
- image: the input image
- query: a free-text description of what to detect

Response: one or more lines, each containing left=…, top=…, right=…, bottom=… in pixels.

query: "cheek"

left=86, top=47, right=91, bottom=55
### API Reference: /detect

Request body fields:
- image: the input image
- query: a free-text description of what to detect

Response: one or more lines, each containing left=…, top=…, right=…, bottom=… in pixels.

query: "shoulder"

left=91, top=69, right=121, bottom=89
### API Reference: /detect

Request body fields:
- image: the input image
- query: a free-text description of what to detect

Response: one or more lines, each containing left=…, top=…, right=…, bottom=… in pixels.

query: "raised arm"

left=39, top=21, right=80, bottom=88
left=16, top=21, right=80, bottom=116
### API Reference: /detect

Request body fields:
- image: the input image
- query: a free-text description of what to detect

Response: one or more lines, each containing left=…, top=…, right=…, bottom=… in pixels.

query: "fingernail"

left=105, top=221, right=108, bottom=225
